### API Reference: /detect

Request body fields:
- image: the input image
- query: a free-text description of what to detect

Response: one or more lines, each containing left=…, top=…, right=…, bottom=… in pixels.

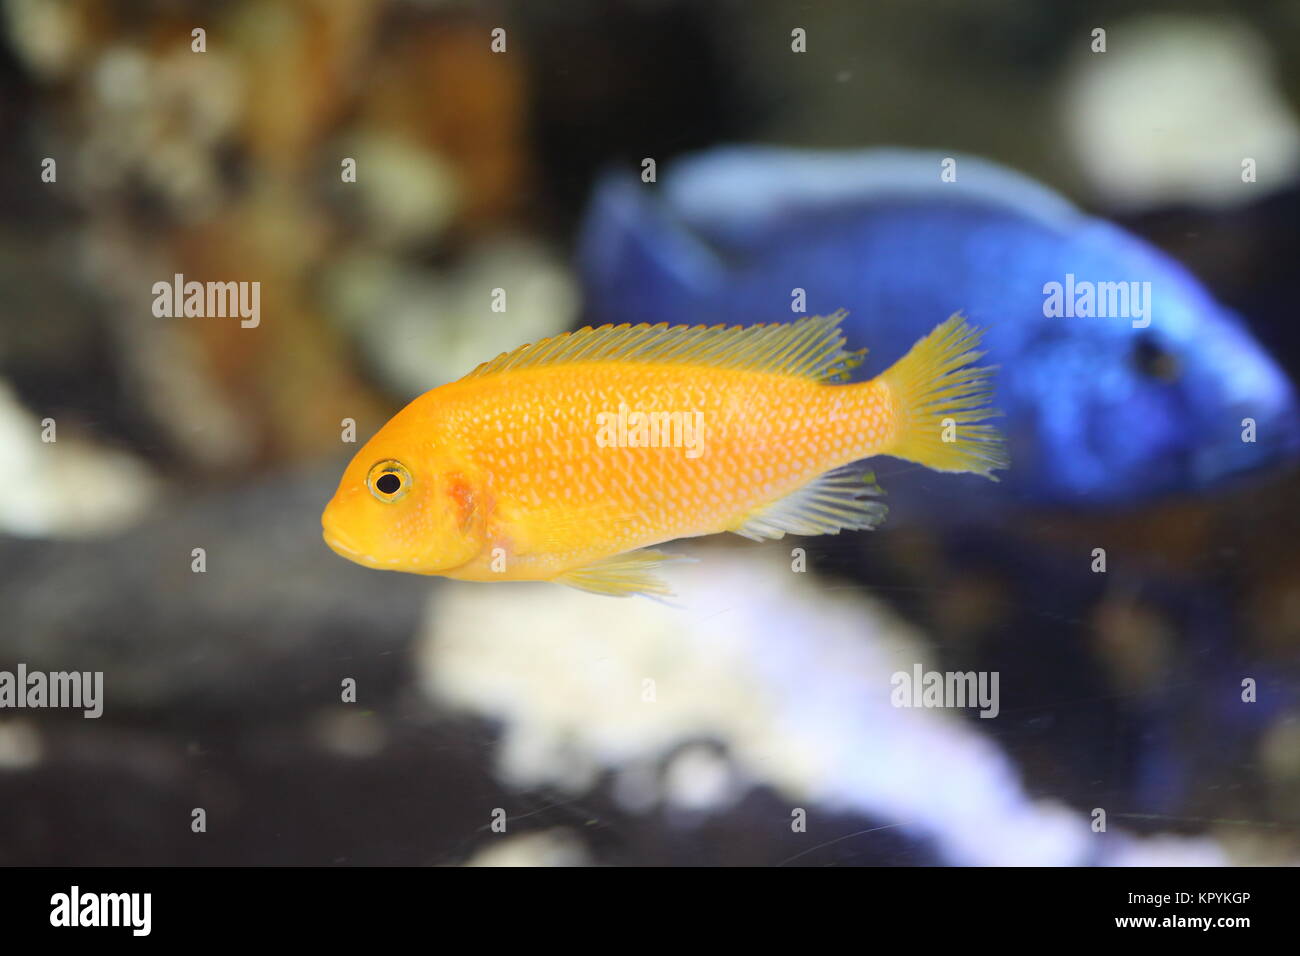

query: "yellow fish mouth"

left=322, top=529, right=362, bottom=560
left=321, top=524, right=384, bottom=567
left=321, top=526, right=444, bottom=573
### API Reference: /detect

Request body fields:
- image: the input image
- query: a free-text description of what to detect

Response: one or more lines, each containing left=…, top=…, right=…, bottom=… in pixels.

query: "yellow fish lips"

left=321, top=484, right=390, bottom=568
left=321, top=514, right=411, bottom=571
left=321, top=497, right=370, bottom=565
left=321, top=524, right=363, bottom=561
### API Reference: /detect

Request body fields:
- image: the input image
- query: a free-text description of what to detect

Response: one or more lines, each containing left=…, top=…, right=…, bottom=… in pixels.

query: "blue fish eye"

left=1133, top=336, right=1181, bottom=382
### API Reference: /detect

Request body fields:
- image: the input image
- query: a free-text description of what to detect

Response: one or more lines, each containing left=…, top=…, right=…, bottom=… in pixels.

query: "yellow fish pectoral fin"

left=555, top=549, right=686, bottom=598
left=732, top=462, right=888, bottom=541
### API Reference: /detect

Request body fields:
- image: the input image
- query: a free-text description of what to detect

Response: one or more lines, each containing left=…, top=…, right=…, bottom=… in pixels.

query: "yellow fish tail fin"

left=878, top=313, right=1008, bottom=479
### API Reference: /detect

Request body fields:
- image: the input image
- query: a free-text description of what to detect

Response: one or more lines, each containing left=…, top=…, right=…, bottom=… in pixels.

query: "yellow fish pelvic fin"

left=555, top=548, right=687, bottom=598
left=878, top=313, right=1009, bottom=478
left=733, top=463, right=888, bottom=541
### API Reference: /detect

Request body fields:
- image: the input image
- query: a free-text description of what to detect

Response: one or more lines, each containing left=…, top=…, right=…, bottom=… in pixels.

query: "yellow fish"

left=322, top=311, right=1006, bottom=596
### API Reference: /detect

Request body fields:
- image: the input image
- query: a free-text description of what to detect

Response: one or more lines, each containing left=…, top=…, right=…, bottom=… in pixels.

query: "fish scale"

left=464, top=369, right=855, bottom=538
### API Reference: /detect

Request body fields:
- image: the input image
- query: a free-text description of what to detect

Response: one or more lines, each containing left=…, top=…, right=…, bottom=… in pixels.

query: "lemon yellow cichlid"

left=321, top=311, right=1007, bottom=596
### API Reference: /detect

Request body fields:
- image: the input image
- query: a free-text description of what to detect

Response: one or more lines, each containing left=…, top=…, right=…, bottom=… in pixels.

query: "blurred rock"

left=0, top=464, right=431, bottom=715
left=1059, top=13, right=1300, bottom=210
left=463, top=828, right=591, bottom=867
left=0, top=380, right=157, bottom=537
left=416, top=545, right=1236, bottom=866
left=332, top=131, right=461, bottom=251
left=325, top=235, right=577, bottom=396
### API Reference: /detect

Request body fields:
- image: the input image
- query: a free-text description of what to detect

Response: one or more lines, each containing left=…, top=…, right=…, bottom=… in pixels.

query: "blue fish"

left=576, top=147, right=1300, bottom=509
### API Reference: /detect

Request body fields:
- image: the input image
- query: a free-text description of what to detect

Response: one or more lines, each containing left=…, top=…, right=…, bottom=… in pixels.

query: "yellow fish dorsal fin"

left=461, top=310, right=866, bottom=383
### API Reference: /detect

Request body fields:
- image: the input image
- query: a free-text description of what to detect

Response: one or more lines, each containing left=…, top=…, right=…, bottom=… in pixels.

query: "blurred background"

left=1, top=0, right=1299, bottom=866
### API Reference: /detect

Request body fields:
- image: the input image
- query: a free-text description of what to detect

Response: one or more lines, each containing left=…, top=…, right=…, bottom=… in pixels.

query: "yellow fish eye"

left=367, top=460, right=412, bottom=502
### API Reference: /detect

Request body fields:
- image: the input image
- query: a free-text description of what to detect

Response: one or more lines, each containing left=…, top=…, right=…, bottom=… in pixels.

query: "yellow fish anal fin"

left=733, top=462, right=888, bottom=541
left=462, top=310, right=866, bottom=384
left=555, top=549, right=682, bottom=598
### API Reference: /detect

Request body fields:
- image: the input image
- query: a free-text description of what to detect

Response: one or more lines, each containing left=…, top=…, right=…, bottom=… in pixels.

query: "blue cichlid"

left=576, top=147, right=1300, bottom=509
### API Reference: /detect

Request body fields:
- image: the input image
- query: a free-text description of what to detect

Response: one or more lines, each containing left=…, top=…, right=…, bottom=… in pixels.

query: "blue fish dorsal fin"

left=576, top=174, right=728, bottom=305
left=663, top=146, right=1081, bottom=240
